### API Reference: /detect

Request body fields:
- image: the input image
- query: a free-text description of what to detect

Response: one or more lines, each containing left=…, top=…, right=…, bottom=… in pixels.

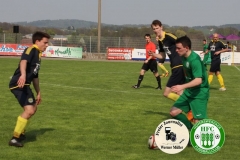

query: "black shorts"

left=141, top=59, right=158, bottom=73
left=11, top=86, right=36, bottom=107
left=157, top=58, right=165, bottom=64
left=166, top=67, right=185, bottom=87
left=210, top=59, right=221, bottom=72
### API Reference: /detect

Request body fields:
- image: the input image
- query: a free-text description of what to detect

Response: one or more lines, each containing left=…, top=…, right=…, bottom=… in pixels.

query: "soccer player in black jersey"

left=8, top=31, right=50, bottom=147
left=149, top=20, right=193, bottom=121
left=205, top=33, right=228, bottom=91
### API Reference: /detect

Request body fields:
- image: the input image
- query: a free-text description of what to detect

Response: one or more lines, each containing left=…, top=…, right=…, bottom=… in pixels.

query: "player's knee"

left=24, top=107, right=37, bottom=117
left=170, top=107, right=182, bottom=117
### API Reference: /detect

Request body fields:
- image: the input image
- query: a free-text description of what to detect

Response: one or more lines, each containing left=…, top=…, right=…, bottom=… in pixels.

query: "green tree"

left=175, top=30, right=186, bottom=37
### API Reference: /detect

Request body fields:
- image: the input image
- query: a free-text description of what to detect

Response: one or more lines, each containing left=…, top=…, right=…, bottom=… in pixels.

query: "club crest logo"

left=28, top=98, right=33, bottom=103
left=190, top=119, right=225, bottom=154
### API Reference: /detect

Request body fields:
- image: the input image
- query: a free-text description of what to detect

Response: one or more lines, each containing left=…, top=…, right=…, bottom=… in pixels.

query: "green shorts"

left=173, top=92, right=208, bottom=119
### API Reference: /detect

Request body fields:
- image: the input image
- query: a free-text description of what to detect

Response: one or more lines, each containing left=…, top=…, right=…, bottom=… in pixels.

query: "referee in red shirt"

left=132, top=34, right=161, bottom=89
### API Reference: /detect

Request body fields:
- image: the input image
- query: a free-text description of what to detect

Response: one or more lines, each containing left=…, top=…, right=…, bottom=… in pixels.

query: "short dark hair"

left=203, top=39, right=206, bottom=42
left=32, top=31, right=50, bottom=44
left=151, top=20, right=162, bottom=27
left=145, top=34, right=151, bottom=38
left=176, top=36, right=192, bottom=49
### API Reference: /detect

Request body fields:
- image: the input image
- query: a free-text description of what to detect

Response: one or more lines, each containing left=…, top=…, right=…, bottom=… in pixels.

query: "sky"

left=1, top=0, right=240, bottom=27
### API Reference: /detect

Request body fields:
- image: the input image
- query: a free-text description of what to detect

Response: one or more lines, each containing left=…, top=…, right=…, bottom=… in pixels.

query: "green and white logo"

left=190, top=119, right=225, bottom=154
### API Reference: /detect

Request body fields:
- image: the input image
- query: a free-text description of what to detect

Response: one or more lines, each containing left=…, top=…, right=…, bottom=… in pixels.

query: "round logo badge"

left=28, top=98, right=33, bottom=103
left=154, top=119, right=189, bottom=154
left=190, top=119, right=225, bottom=154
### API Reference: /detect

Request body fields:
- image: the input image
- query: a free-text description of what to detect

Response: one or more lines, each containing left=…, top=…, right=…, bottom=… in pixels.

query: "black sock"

left=156, top=76, right=161, bottom=88
left=137, top=75, right=144, bottom=87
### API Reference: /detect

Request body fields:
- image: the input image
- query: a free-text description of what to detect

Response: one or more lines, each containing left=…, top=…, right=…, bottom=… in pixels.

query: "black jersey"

left=9, top=45, right=42, bottom=89
left=158, top=32, right=182, bottom=68
left=207, top=40, right=226, bottom=61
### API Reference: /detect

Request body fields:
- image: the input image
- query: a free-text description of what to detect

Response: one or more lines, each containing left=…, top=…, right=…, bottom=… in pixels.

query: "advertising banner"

left=107, top=48, right=132, bottom=60
left=43, top=46, right=82, bottom=58
left=0, top=44, right=30, bottom=56
left=131, top=48, right=170, bottom=61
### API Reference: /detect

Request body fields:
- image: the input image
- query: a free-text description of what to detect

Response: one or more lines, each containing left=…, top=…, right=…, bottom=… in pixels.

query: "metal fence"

left=0, top=33, right=239, bottom=53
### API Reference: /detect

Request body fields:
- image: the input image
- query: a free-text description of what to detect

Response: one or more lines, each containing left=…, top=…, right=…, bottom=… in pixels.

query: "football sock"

left=208, top=75, right=213, bottom=84
left=173, top=113, right=193, bottom=130
left=217, top=74, right=225, bottom=88
left=167, top=93, right=180, bottom=101
left=159, top=64, right=168, bottom=73
left=13, top=116, right=28, bottom=138
left=156, top=76, right=161, bottom=88
left=137, top=75, right=144, bottom=87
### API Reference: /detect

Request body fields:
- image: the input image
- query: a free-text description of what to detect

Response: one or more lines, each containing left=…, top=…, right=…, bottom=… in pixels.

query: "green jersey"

left=182, top=51, right=209, bottom=98
left=203, top=44, right=208, bottom=52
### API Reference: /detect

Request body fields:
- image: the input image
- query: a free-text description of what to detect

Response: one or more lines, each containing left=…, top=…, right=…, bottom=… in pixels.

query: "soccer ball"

left=148, top=134, right=159, bottom=149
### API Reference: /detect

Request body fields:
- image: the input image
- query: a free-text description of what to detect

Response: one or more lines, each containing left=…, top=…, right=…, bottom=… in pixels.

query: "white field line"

left=41, top=83, right=240, bottom=100
left=234, top=65, right=240, bottom=72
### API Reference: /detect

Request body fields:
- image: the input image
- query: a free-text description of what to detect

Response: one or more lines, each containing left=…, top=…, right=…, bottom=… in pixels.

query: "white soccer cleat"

left=219, top=87, right=226, bottom=91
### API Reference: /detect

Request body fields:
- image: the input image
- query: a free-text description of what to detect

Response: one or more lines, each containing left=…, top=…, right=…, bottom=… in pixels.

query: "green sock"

left=173, top=113, right=193, bottom=130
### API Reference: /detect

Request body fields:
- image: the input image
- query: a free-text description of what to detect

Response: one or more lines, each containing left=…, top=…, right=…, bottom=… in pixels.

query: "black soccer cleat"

left=19, top=134, right=26, bottom=142
left=132, top=85, right=140, bottom=89
left=9, top=137, right=23, bottom=147
left=155, top=86, right=162, bottom=90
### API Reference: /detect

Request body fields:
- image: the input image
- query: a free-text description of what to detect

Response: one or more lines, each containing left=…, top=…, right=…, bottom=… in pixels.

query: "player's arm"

left=33, top=77, right=41, bottom=105
left=171, top=60, right=202, bottom=92
left=149, top=41, right=164, bottom=59
left=214, top=42, right=229, bottom=55
left=17, top=60, right=27, bottom=88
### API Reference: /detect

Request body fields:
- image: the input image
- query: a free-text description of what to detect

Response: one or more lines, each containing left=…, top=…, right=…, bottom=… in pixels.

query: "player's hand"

left=214, top=51, right=220, bottom=55
left=171, top=85, right=184, bottom=93
left=36, top=92, right=41, bottom=105
left=17, top=74, right=26, bottom=88
left=148, top=51, right=153, bottom=56
left=144, top=59, right=149, bottom=63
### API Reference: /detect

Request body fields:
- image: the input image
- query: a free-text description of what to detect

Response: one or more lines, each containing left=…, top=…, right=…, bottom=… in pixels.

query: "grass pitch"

left=0, top=58, right=239, bottom=160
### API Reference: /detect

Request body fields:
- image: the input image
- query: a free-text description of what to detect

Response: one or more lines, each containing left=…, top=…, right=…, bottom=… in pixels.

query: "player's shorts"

left=173, top=92, right=208, bottom=119
left=156, top=58, right=165, bottom=64
left=141, top=59, right=158, bottom=73
left=166, top=66, right=185, bottom=87
left=10, top=86, right=36, bottom=107
left=210, top=59, right=221, bottom=72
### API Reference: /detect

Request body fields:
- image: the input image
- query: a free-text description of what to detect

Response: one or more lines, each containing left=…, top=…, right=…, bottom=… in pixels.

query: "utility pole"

left=98, top=0, right=101, bottom=53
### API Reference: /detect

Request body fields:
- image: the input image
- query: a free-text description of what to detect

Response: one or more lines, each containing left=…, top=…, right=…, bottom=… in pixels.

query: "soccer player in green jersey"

left=170, top=36, right=209, bottom=129
left=200, top=39, right=210, bottom=70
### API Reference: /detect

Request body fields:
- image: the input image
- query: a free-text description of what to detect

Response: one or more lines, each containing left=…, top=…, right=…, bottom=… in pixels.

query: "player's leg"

left=151, top=60, right=161, bottom=89
left=164, top=67, right=185, bottom=101
left=189, top=97, right=208, bottom=124
left=215, top=59, right=226, bottom=91
left=208, top=60, right=215, bottom=85
left=170, top=93, right=193, bottom=130
left=132, top=63, right=147, bottom=88
left=203, top=54, right=209, bottom=71
left=9, top=87, right=37, bottom=147
left=158, top=59, right=169, bottom=77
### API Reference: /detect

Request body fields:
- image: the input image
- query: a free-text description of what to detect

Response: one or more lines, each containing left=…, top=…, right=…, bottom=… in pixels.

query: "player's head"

left=203, top=39, right=207, bottom=44
left=175, top=36, right=191, bottom=57
left=151, top=20, right=163, bottom=37
left=32, top=31, right=51, bottom=52
left=145, top=34, right=151, bottom=43
left=212, top=33, right=219, bottom=42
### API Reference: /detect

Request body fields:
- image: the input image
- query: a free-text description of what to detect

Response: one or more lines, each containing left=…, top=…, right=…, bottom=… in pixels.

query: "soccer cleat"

left=19, top=134, right=26, bottom=142
left=160, top=73, right=165, bottom=78
left=9, top=137, right=23, bottom=147
left=219, top=87, right=226, bottom=91
left=155, top=86, right=162, bottom=90
left=164, top=72, right=169, bottom=77
left=132, top=85, right=140, bottom=89
left=187, top=110, right=194, bottom=122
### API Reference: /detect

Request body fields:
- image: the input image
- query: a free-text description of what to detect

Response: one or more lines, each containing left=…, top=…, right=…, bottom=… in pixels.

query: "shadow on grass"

left=24, top=128, right=55, bottom=143
left=144, top=111, right=171, bottom=119
left=140, top=85, right=155, bottom=89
